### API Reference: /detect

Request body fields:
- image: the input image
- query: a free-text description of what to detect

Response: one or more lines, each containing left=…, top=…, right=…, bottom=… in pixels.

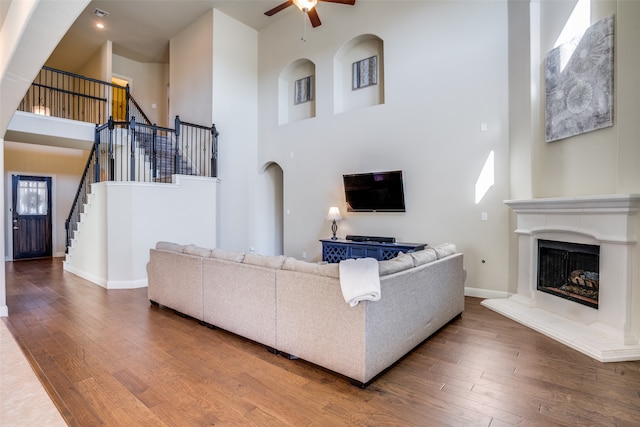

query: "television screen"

left=343, top=170, right=406, bottom=212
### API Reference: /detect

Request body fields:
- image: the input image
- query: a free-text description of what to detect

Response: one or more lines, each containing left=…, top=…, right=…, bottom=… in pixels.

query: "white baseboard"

left=63, top=262, right=148, bottom=289
left=464, top=287, right=511, bottom=299
left=106, top=279, right=148, bottom=289
left=63, top=262, right=107, bottom=288
left=0, top=305, right=8, bottom=317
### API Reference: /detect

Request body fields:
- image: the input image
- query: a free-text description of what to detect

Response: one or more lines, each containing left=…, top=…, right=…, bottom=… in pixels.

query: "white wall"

left=211, top=10, right=258, bottom=252
left=64, top=176, right=218, bottom=288
left=77, top=40, right=112, bottom=82
left=169, top=10, right=213, bottom=126
left=532, top=0, right=640, bottom=196
left=0, top=0, right=90, bottom=316
left=170, top=8, right=258, bottom=253
left=112, top=54, right=169, bottom=127
left=258, top=1, right=511, bottom=295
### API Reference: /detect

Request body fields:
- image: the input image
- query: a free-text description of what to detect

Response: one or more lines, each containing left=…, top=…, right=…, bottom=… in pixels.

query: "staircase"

left=13, top=66, right=221, bottom=288
left=135, top=124, right=198, bottom=182
left=16, top=67, right=220, bottom=252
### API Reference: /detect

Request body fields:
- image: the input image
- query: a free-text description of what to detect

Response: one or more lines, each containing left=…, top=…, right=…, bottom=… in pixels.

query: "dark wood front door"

left=12, top=175, right=52, bottom=259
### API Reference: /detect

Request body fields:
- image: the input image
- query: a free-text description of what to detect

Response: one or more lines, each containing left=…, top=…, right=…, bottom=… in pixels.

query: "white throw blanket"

left=339, top=257, right=381, bottom=307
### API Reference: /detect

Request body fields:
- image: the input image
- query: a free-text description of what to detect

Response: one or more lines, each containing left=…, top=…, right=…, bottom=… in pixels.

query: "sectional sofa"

left=147, top=242, right=465, bottom=387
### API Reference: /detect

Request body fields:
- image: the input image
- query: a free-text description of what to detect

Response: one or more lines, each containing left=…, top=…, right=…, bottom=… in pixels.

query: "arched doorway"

left=255, top=162, right=283, bottom=255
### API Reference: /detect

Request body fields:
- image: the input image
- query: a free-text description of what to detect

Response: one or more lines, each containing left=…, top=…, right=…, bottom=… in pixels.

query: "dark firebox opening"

left=537, top=239, right=600, bottom=309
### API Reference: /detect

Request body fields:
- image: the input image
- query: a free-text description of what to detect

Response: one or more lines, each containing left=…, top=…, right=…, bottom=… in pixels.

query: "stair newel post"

left=94, top=124, right=101, bottom=183
left=130, top=117, right=137, bottom=181
left=152, top=126, right=157, bottom=180
left=211, top=124, right=219, bottom=178
left=174, top=116, right=181, bottom=175
left=125, top=84, right=130, bottom=124
left=107, top=116, right=115, bottom=181
left=65, top=218, right=70, bottom=253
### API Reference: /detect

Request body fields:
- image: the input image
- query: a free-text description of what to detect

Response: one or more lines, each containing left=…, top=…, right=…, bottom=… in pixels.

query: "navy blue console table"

left=320, top=239, right=427, bottom=263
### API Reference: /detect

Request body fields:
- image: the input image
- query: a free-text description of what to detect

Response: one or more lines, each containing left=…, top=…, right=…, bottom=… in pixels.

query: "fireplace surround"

left=482, top=194, right=640, bottom=362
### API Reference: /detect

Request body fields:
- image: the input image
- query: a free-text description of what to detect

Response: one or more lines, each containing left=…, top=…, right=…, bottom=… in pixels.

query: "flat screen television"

left=343, top=170, right=406, bottom=212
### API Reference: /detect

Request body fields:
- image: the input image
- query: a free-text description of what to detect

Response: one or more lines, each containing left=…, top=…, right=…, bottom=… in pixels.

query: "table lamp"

left=326, top=207, right=342, bottom=240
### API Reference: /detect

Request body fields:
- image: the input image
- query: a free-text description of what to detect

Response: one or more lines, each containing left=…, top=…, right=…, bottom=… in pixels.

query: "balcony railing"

left=18, top=66, right=124, bottom=124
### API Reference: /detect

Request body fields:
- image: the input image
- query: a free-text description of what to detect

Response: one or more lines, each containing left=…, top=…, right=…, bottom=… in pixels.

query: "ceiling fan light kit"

left=293, top=0, right=318, bottom=12
left=265, top=0, right=356, bottom=28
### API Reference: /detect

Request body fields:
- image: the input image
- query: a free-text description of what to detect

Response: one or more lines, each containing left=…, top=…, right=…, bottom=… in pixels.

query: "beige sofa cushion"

left=434, top=243, right=457, bottom=259
left=210, top=248, right=245, bottom=263
left=183, top=244, right=212, bottom=257
left=243, top=253, right=286, bottom=269
left=282, top=257, right=340, bottom=278
left=378, top=252, right=415, bottom=276
left=410, top=248, right=438, bottom=266
left=203, top=258, right=277, bottom=348
left=155, top=241, right=185, bottom=253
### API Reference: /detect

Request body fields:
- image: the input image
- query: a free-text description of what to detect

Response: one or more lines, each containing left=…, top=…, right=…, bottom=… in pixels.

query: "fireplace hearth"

left=537, top=239, right=599, bottom=309
left=482, top=194, right=640, bottom=362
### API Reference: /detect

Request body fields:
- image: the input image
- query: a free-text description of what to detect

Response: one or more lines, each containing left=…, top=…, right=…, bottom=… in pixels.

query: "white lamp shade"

left=327, top=206, right=342, bottom=221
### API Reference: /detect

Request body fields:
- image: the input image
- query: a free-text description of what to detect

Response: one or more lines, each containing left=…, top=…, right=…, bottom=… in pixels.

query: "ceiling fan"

left=264, top=0, right=356, bottom=28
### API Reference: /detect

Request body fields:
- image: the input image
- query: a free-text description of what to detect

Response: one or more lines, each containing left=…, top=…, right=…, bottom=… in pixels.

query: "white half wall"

left=64, top=175, right=219, bottom=288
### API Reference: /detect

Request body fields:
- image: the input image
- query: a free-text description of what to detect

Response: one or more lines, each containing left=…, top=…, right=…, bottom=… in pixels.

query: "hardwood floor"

left=4, top=258, right=640, bottom=426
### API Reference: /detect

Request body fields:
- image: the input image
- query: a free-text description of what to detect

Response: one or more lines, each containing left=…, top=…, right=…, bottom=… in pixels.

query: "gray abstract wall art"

left=545, top=15, right=614, bottom=142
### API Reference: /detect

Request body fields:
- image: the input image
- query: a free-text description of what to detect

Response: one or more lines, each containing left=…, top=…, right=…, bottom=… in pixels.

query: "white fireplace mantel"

left=482, top=194, right=640, bottom=362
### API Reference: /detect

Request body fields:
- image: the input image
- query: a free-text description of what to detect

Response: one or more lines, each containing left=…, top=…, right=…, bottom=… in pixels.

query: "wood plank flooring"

left=4, top=258, right=640, bottom=426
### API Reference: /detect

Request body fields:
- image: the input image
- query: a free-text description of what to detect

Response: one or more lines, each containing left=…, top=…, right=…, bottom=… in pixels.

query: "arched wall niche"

left=334, top=34, right=384, bottom=114
left=278, top=58, right=316, bottom=125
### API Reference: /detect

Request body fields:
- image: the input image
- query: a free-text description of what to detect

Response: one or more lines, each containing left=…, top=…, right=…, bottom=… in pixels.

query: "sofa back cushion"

left=183, top=244, right=212, bottom=258
left=378, top=252, right=415, bottom=276
left=155, top=241, right=186, bottom=253
left=210, top=248, right=245, bottom=263
left=282, top=257, right=340, bottom=278
left=243, top=253, right=286, bottom=269
left=433, top=243, right=457, bottom=259
left=410, top=248, right=438, bottom=266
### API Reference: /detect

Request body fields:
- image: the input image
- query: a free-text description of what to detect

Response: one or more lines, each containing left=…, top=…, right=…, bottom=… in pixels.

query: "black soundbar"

left=346, top=235, right=396, bottom=243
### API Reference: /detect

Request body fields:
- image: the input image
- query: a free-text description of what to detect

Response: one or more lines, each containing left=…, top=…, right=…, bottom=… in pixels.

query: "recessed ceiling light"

left=96, top=23, right=105, bottom=29
left=93, top=8, right=109, bottom=18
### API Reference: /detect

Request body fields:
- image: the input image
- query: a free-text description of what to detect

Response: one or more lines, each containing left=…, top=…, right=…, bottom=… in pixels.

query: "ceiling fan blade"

left=319, top=0, right=356, bottom=5
left=308, top=8, right=322, bottom=27
left=265, top=0, right=294, bottom=16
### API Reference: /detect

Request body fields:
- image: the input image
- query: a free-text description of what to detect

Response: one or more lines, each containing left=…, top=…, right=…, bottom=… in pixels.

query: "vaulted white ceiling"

left=46, top=0, right=349, bottom=70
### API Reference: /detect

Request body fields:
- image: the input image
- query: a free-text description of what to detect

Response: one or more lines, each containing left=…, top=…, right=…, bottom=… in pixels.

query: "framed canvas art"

left=294, top=76, right=313, bottom=105
left=352, top=56, right=378, bottom=90
left=545, top=15, right=614, bottom=142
